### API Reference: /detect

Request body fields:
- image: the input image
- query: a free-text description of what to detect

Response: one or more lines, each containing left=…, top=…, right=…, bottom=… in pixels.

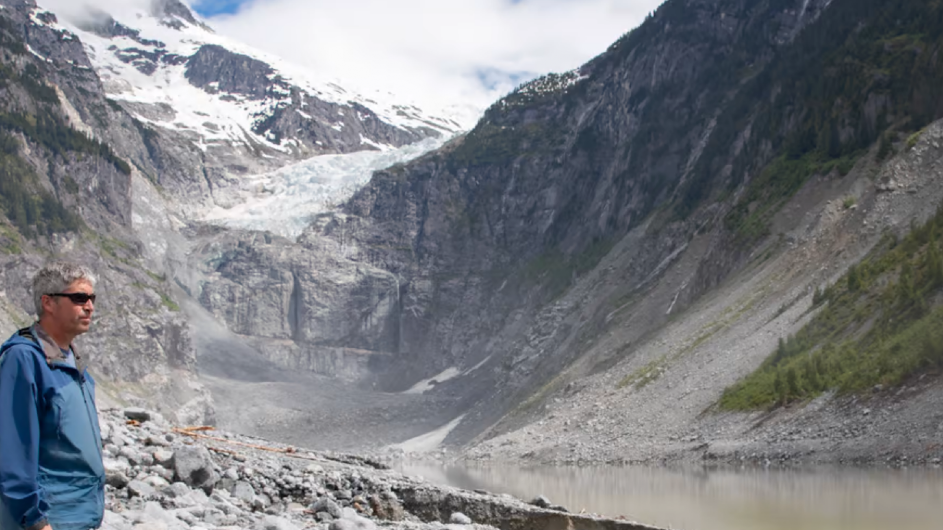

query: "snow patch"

left=391, top=415, right=465, bottom=453
left=464, top=355, right=493, bottom=375
left=403, top=367, right=461, bottom=395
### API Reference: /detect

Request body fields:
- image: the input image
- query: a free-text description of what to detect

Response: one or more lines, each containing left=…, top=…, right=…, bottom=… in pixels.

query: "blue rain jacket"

left=0, top=326, right=105, bottom=530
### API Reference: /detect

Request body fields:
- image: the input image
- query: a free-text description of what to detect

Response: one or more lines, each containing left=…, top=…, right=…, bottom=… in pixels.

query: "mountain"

left=191, top=0, right=943, bottom=465
left=3, top=0, right=943, bottom=464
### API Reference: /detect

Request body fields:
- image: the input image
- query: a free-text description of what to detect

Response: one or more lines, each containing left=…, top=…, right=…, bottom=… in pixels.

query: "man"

left=0, top=262, right=104, bottom=530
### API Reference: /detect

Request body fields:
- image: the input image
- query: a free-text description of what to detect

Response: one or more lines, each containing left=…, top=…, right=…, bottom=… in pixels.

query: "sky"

left=187, top=0, right=665, bottom=113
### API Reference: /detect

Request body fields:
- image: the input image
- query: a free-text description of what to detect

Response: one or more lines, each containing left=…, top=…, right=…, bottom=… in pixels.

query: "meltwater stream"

left=397, top=463, right=943, bottom=530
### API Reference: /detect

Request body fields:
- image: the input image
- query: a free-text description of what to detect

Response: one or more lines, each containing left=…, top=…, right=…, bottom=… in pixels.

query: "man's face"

left=43, top=279, right=95, bottom=336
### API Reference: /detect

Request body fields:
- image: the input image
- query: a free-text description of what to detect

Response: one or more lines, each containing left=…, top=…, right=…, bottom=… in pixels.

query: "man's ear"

left=40, top=294, right=56, bottom=316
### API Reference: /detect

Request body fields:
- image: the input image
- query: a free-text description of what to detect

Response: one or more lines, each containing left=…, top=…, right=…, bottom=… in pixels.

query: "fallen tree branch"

left=172, top=428, right=319, bottom=461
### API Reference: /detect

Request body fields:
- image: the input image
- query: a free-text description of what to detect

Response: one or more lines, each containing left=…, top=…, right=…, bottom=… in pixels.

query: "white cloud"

left=199, top=0, right=664, bottom=112
left=38, top=0, right=664, bottom=114
left=39, top=0, right=151, bottom=24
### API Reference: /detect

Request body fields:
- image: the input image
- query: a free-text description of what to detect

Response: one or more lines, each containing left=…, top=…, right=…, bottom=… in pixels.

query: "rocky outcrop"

left=183, top=43, right=434, bottom=153
left=192, top=228, right=399, bottom=382
left=184, top=45, right=278, bottom=100
left=150, top=0, right=209, bottom=30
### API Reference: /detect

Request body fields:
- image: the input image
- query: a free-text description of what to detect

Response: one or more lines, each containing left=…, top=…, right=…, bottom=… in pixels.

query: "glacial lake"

left=396, top=462, right=943, bottom=530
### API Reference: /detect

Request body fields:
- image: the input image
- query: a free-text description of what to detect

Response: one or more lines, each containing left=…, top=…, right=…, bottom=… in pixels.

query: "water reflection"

left=396, top=463, right=943, bottom=530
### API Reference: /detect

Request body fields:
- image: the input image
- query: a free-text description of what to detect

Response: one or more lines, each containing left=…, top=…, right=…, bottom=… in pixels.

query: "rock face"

left=192, top=228, right=399, bottom=381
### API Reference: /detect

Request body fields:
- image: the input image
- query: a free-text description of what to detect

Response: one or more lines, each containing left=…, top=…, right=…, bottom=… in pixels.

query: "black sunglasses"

left=46, top=292, right=97, bottom=304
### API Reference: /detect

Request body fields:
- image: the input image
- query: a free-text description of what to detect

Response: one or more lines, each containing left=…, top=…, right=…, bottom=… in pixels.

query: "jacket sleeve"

left=0, top=347, right=49, bottom=530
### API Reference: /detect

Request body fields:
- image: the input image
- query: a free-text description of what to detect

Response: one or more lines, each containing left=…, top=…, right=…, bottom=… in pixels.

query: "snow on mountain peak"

left=38, top=0, right=474, bottom=159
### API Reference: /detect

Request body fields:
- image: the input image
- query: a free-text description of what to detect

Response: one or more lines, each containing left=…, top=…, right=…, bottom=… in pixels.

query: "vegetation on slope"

left=684, top=0, right=943, bottom=239
left=720, top=206, right=943, bottom=410
left=0, top=12, right=132, bottom=239
left=0, top=130, right=83, bottom=238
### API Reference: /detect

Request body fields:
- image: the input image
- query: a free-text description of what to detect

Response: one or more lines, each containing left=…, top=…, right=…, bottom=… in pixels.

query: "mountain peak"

left=45, top=0, right=469, bottom=170
left=148, top=0, right=212, bottom=32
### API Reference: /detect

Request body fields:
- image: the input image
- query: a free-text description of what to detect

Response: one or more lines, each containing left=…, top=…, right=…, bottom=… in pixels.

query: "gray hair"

left=32, top=262, right=97, bottom=316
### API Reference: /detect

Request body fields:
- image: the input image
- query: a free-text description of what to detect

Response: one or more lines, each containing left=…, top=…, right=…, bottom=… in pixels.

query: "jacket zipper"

left=79, top=375, right=104, bottom=463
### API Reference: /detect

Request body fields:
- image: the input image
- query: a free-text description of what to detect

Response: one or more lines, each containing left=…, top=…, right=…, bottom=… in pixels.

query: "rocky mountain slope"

left=192, top=0, right=837, bottom=432
left=0, top=0, right=213, bottom=424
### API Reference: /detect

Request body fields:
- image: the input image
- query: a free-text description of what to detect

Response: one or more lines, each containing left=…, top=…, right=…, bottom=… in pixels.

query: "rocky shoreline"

left=98, top=408, right=665, bottom=530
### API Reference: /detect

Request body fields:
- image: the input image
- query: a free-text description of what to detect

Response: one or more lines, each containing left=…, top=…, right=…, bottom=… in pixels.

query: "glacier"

left=200, top=136, right=449, bottom=238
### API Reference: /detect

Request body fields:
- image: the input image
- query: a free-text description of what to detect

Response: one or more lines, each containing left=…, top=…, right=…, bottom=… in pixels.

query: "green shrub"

left=0, top=111, right=131, bottom=175
left=720, top=205, right=943, bottom=410
left=0, top=131, right=84, bottom=237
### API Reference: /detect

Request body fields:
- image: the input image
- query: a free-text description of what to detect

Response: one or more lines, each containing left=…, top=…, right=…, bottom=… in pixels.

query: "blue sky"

left=191, top=0, right=662, bottom=112
left=192, top=0, right=248, bottom=17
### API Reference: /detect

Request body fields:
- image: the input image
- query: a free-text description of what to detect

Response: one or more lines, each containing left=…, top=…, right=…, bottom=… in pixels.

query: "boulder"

left=367, top=493, right=404, bottom=521
left=172, top=446, right=219, bottom=493
left=127, top=480, right=157, bottom=499
left=309, top=497, right=343, bottom=519
left=232, top=481, right=256, bottom=503
left=106, top=470, right=130, bottom=489
left=153, top=449, right=174, bottom=468
left=123, top=408, right=153, bottom=422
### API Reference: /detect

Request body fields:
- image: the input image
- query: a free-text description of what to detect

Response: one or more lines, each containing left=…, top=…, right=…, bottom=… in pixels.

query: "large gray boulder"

left=309, top=497, right=343, bottom=519
left=172, top=445, right=219, bottom=492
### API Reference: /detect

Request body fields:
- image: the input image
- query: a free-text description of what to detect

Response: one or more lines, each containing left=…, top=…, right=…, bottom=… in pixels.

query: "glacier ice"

left=200, top=136, right=448, bottom=238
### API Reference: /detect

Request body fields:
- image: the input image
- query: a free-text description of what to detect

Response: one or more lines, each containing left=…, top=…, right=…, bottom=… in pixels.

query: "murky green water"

left=397, top=463, right=943, bottom=530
